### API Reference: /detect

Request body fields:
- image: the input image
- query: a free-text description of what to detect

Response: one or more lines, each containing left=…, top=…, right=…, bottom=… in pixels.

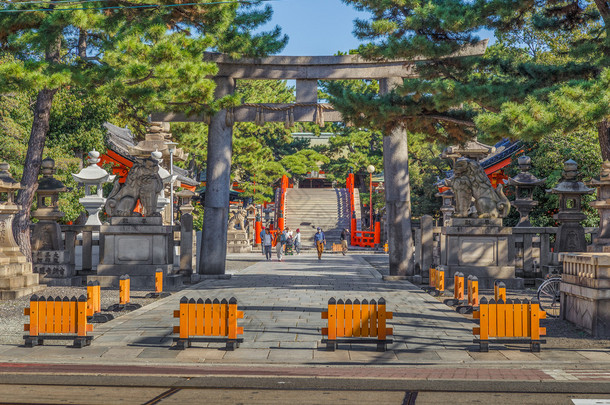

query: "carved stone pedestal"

left=32, top=250, right=76, bottom=286
left=440, top=218, right=522, bottom=289
left=227, top=230, right=252, bottom=253
left=93, top=216, right=178, bottom=289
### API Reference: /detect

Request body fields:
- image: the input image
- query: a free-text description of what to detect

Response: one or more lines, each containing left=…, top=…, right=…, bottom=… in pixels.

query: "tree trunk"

left=13, top=88, right=57, bottom=261
left=598, top=120, right=610, bottom=161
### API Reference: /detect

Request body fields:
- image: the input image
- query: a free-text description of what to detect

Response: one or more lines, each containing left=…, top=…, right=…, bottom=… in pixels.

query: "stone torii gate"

left=152, top=45, right=486, bottom=279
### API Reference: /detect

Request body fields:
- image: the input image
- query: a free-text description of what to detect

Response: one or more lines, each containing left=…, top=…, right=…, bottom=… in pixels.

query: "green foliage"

left=518, top=130, right=601, bottom=228
left=0, top=85, right=112, bottom=223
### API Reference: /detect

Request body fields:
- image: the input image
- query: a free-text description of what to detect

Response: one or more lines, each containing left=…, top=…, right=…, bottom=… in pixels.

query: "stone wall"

left=561, top=253, right=610, bottom=338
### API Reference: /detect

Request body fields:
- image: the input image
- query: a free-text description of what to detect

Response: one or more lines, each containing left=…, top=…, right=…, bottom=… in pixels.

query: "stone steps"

left=0, top=273, right=39, bottom=290
left=0, top=284, right=45, bottom=300
left=284, top=188, right=353, bottom=244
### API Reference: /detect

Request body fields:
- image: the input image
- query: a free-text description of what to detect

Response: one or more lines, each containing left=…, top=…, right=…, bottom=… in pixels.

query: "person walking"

left=294, top=228, right=302, bottom=255
left=276, top=229, right=287, bottom=261
left=340, top=228, right=349, bottom=256
left=263, top=228, right=273, bottom=261
left=259, top=226, right=266, bottom=256
left=314, top=227, right=326, bottom=260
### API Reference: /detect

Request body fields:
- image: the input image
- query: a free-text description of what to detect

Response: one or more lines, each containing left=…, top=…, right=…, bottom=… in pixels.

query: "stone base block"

left=0, top=284, right=45, bottom=300
left=42, top=276, right=84, bottom=287
left=443, top=265, right=523, bottom=289
left=561, top=282, right=610, bottom=337
left=88, top=275, right=151, bottom=289
left=96, top=264, right=173, bottom=277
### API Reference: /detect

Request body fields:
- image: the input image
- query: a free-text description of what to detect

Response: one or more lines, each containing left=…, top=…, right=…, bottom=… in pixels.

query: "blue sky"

left=262, top=0, right=494, bottom=56
left=263, top=0, right=370, bottom=56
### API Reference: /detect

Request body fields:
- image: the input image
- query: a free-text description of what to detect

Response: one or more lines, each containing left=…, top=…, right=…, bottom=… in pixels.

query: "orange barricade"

left=332, top=243, right=342, bottom=252
left=454, top=272, right=464, bottom=302
left=435, top=269, right=445, bottom=295
left=321, top=297, right=393, bottom=351
left=173, top=297, right=244, bottom=350
left=86, top=281, right=113, bottom=323
left=86, top=281, right=101, bottom=317
left=494, top=281, right=507, bottom=302
left=457, top=275, right=479, bottom=313
left=473, top=297, right=547, bottom=352
left=24, top=295, right=93, bottom=348
left=107, top=275, right=141, bottom=311
left=145, top=270, right=170, bottom=299
left=119, top=275, right=130, bottom=305
left=468, top=275, right=479, bottom=307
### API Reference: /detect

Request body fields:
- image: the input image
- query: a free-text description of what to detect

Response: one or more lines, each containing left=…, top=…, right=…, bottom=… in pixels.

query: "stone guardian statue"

left=105, top=156, right=164, bottom=217
left=446, top=157, right=510, bottom=218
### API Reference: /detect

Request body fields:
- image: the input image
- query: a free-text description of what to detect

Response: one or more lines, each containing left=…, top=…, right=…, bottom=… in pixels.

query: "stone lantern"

left=549, top=159, right=594, bottom=252
left=72, top=150, right=116, bottom=226
left=0, top=162, right=42, bottom=298
left=176, top=189, right=196, bottom=275
left=0, top=162, right=25, bottom=264
left=32, top=158, right=67, bottom=249
left=508, top=156, right=545, bottom=227
left=177, top=189, right=196, bottom=215
left=435, top=188, right=455, bottom=226
left=151, top=150, right=176, bottom=222
left=588, top=160, right=610, bottom=251
left=31, top=158, right=77, bottom=282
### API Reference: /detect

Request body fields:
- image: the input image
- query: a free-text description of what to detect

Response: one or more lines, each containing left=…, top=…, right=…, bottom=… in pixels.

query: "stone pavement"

left=1, top=253, right=610, bottom=384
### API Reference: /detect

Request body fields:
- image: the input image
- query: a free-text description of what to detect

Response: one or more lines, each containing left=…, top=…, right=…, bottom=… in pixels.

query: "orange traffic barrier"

left=321, top=298, right=393, bottom=351
left=332, top=243, right=343, bottom=252
left=435, top=269, right=445, bottom=295
left=173, top=297, right=244, bottom=350
left=86, top=281, right=113, bottom=323
left=119, top=275, right=130, bottom=305
left=24, top=295, right=93, bottom=348
left=468, top=276, right=479, bottom=307
left=457, top=275, right=479, bottom=313
left=473, top=297, right=546, bottom=352
left=145, top=270, right=170, bottom=299
left=155, top=270, right=163, bottom=293
left=454, top=272, right=465, bottom=302
left=494, top=281, right=507, bottom=302
left=107, top=275, right=141, bottom=311
left=86, top=281, right=101, bottom=317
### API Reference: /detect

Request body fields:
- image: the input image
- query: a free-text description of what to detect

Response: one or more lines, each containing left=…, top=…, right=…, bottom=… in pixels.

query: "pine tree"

left=332, top=0, right=609, bottom=157
left=0, top=0, right=286, bottom=258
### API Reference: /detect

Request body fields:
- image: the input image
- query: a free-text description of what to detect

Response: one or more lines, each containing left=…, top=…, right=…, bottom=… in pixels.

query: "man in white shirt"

left=294, top=228, right=302, bottom=255
left=263, top=229, right=273, bottom=261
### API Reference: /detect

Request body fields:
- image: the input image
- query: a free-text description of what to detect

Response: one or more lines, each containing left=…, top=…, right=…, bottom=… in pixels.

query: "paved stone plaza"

left=1, top=253, right=610, bottom=377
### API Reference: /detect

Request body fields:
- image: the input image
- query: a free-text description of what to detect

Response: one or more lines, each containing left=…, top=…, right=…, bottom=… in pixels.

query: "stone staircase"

left=284, top=188, right=361, bottom=247
left=0, top=261, right=43, bottom=299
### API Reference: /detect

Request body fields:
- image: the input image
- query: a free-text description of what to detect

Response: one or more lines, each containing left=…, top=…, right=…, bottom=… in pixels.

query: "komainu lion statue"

left=447, top=157, right=510, bottom=219
left=228, top=208, right=248, bottom=231
left=105, top=157, right=164, bottom=217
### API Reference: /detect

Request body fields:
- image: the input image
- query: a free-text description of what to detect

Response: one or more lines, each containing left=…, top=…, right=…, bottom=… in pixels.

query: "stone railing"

left=561, top=252, right=610, bottom=288
left=412, top=216, right=599, bottom=283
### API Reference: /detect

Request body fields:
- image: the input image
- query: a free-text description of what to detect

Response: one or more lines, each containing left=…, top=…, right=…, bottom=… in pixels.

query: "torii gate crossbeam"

left=153, top=44, right=487, bottom=279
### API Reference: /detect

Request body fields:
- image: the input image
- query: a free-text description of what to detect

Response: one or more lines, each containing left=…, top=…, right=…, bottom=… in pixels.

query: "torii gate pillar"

left=199, top=76, right=235, bottom=275
left=381, top=77, right=415, bottom=278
